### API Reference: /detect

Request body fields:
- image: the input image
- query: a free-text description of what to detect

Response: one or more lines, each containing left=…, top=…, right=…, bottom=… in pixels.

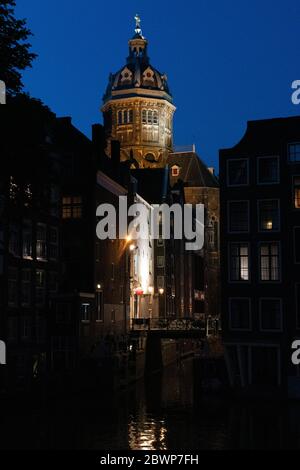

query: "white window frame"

left=258, top=241, right=281, bottom=283
left=259, top=298, right=283, bottom=332
left=227, top=200, right=250, bottom=234
left=257, top=156, right=280, bottom=185
left=227, top=158, right=249, bottom=187
left=288, top=142, right=300, bottom=163
left=257, top=199, right=281, bottom=233
left=228, top=242, right=251, bottom=283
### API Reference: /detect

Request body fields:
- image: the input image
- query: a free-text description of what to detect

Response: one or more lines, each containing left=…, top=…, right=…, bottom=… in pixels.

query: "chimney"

left=92, top=124, right=105, bottom=154
left=111, top=140, right=121, bottom=180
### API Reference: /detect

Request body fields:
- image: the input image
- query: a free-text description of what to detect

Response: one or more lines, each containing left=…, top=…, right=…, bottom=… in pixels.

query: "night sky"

left=16, top=0, right=300, bottom=171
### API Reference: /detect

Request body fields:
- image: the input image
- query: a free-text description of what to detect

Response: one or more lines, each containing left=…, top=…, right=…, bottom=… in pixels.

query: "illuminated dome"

left=103, top=16, right=172, bottom=104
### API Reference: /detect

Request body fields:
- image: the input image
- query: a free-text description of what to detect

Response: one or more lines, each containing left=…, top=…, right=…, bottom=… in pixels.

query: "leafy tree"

left=0, top=0, right=37, bottom=96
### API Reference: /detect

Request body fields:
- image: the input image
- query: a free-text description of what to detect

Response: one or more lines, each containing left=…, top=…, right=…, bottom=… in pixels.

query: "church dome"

left=103, top=16, right=172, bottom=104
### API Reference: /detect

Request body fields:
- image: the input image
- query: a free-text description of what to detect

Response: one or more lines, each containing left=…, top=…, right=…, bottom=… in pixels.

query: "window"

left=229, top=243, right=249, bottom=281
left=118, top=110, right=133, bottom=125
left=171, top=166, right=180, bottom=177
left=260, top=299, right=282, bottom=331
left=36, top=224, right=47, bottom=260
left=8, top=267, right=18, bottom=306
left=228, top=201, right=249, bottom=233
left=147, top=110, right=153, bottom=124
left=157, top=275, right=165, bottom=289
left=96, top=291, right=103, bottom=321
left=9, top=224, right=20, bottom=257
left=22, top=221, right=32, bottom=259
left=258, top=157, right=279, bottom=184
left=258, top=200, right=280, bottom=232
left=288, top=143, right=300, bottom=162
left=294, top=228, right=300, bottom=263
left=142, top=109, right=147, bottom=124
left=21, top=269, right=31, bottom=306
left=153, top=111, right=159, bottom=125
left=36, top=269, right=45, bottom=305
left=24, top=183, right=33, bottom=207
left=157, top=238, right=164, bottom=247
left=259, top=243, right=280, bottom=281
left=294, top=177, right=300, bottom=209
left=81, top=303, right=91, bottom=322
left=49, top=226, right=59, bottom=260
left=157, top=256, right=164, bottom=268
left=227, top=159, right=249, bottom=186
left=62, top=196, right=82, bottom=219
left=229, top=298, right=251, bottom=331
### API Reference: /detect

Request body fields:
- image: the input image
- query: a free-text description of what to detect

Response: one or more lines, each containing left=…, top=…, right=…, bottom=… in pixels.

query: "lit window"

left=153, top=111, right=159, bottom=125
left=258, top=157, right=279, bottom=184
left=36, top=224, right=47, bottom=260
left=229, top=243, right=249, bottom=281
left=260, top=299, right=282, bottom=331
left=227, top=159, right=249, bottom=186
left=258, top=200, right=280, bottom=232
left=288, top=143, right=300, bottom=162
left=62, top=196, right=82, bottom=219
left=229, top=298, right=251, bottom=330
left=172, top=166, right=180, bottom=177
left=259, top=243, right=280, bottom=281
left=228, top=201, right=249, bottom=233
left=294, top=177, right=300, bottom=209
left=9, top=176, right=18, bottom=201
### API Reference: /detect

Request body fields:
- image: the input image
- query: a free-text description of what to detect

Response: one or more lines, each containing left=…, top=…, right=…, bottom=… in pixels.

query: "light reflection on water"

left=2, top=359, right=300, bottom=449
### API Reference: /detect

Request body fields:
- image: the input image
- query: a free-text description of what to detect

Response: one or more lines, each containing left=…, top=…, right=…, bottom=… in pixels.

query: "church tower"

left=102, top=15, right=176, bottom=168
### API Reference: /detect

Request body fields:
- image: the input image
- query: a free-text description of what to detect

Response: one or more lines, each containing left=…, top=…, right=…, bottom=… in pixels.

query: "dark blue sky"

left=16, top=0, right=300, bottom=171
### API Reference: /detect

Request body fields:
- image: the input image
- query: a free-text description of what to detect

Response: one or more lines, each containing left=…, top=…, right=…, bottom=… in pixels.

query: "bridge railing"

left=130, top=317, right=205, bottom=331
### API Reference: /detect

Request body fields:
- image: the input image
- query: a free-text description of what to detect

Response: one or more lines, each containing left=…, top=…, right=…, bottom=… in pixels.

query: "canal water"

left=1, top=358, right=300, bottom=450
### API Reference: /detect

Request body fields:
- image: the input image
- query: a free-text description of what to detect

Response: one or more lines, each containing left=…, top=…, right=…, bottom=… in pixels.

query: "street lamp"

left=159, top=288, right=165, bottom=295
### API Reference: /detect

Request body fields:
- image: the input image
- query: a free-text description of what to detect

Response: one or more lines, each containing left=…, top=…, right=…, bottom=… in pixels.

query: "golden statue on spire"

left=134, top=14, right=142, bottom=35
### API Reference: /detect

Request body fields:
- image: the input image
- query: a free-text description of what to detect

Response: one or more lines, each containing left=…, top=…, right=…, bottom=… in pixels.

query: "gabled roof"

left=167, top=152, right=219, bottom=188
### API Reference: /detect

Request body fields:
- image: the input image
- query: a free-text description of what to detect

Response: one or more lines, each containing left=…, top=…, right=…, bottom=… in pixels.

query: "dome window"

left=117, top=110, right=134, bottom=125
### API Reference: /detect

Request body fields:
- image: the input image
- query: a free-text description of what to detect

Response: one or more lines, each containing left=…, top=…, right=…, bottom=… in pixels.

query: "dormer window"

left=171, top=165, right=180, bottom=177
left=120, top=67, right=132, bottom=83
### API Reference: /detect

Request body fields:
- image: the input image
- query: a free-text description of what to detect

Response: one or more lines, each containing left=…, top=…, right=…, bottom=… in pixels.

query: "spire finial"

left=134, top=14, right=142, bottom=36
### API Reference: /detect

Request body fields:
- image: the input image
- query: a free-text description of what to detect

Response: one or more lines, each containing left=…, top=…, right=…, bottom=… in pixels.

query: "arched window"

left=153, top=111, right=159, bottom=125
left=129, top=110, right=133, bottom=124
left=123, top=110, right=128, bottom=124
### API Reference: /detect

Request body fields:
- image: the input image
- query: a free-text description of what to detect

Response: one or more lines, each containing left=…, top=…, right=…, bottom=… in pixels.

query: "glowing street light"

left=159, top=288, right=164, bottom=295
left=129, top=244, right=136, bottom=252
left=148, top=286, right=154, bottom=295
